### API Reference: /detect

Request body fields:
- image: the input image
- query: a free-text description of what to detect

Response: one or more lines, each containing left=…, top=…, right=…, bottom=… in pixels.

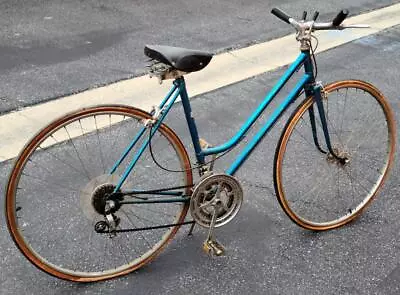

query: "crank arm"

left=202, top=205, right=225, bottom=256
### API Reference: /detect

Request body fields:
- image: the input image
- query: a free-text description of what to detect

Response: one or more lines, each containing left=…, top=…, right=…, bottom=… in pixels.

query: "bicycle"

left=5, top=8, right=396, bottom=282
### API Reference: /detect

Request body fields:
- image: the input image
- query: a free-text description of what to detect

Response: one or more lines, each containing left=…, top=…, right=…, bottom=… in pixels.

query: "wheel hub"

left=326, top=147, right=350, bottom=166
left=79, top=174, right=121, bottom=220
left=91, top=183, right=116, bottom=215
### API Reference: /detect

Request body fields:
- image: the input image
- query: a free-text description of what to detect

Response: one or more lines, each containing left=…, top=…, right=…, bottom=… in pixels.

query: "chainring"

left=190, top=173, right=243, bottom=228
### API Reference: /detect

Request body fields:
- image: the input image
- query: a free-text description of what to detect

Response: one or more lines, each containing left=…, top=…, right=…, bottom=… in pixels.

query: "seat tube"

left=177, top=77, right=205, bottom=164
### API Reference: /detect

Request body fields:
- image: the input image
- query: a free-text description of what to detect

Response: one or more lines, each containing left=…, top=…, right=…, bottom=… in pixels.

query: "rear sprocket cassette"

left=190, top=173, right=243, bottom=228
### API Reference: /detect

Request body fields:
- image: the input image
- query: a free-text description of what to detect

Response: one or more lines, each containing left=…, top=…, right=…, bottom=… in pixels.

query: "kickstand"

left=202, top=205, right=225, bottom=256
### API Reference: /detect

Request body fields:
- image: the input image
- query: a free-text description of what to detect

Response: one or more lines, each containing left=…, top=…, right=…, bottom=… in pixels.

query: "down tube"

left=226, top=73, right=312, bottom=176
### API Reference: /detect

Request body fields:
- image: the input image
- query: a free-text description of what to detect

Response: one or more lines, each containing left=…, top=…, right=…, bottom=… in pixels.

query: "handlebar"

left=271, top=8, right=291, bottom=24
left=332, top=9, right=349, bottom=26
left=270, top=7, right=365, bottom=31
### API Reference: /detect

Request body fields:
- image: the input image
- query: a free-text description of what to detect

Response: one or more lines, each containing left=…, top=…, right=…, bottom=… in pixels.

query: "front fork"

left=308, top=84, right=347, bottom=163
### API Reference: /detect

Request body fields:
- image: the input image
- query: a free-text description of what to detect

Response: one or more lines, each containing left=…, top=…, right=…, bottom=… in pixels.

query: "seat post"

left=176, top=77, right=205, bottom=165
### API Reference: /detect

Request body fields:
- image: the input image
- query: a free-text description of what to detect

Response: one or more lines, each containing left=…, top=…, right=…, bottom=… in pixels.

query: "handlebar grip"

left=271, top=8, right=291, bottom=24
left=332, top=9, right=349, bottom=26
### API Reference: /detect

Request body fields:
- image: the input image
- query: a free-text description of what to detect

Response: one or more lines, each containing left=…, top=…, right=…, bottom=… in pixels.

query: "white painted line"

left=1, top=3, right=400, bottom=162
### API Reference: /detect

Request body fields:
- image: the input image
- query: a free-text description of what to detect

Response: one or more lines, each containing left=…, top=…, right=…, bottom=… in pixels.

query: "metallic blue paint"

left=120, top=196, right=190, bottom=204
left=201, top=52, right=307, bottom=157
left=111, top=51, right=315, bottom=196
left=122, top=189, right=184, bottom=196
left=109, top=83, right=179, bottom=174
left=227, top=73, right=312, bottom=175
left=114, top=87, right=181, bottom=191
left=178, top=78, right=206, bottom=164
left=109, top=127, right=146, bottom=174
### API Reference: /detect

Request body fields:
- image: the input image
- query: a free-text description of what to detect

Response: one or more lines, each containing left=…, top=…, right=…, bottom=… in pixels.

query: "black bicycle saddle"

left=144, top=45, right=213, bottom=73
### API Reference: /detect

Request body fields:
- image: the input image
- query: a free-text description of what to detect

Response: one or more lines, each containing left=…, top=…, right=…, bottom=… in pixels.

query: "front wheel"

left=274, top=80, right=396, bottom=231
left=5, top=105, right=193, bottom=282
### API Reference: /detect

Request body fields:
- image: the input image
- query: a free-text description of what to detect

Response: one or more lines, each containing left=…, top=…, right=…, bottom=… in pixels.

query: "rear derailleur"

left=94, top=192, right=123, bottom=237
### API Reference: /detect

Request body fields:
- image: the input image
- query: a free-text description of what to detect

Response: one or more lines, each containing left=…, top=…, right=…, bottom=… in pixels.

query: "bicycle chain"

left=95, top=220, right=195, bottom=234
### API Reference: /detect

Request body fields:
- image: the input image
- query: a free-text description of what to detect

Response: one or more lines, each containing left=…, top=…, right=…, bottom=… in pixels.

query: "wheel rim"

left=6, top=105, right=192, bottom=281
left=275, top=80, right=396, bottom=230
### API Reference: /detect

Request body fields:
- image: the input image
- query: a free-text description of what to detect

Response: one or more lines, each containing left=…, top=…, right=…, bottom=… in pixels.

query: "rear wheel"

left=5, top=105, right=193, bottom=282
left=274, top=80, right=396, bottom=230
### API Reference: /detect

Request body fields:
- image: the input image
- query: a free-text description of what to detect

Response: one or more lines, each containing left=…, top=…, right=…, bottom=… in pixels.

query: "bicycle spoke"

left=342, top=165, right=375, bottom=195
left=276, top=82, right=394, bottom=228
left=64, top=126, right=92, bottom=181
left=20, top=172, right=77, bottom=192
left=94, top=115, right=106, bottom=174
left=78, top=119, right=94, bottom=177
left=339, top=88, right=348, bottom=141
left=113, top=230, right=130, bottom=266
left=37, top=145, right=90, bottom=181
left=6, top=106, right=191, bottom=280
left=124, top=206, right=160, bottom=225
left=130, top=203, right=176, bottom=218
left=122, top=208, right=152, bottom=249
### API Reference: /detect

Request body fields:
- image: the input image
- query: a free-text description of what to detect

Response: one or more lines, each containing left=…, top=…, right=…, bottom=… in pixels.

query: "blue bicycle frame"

left=112, top=50, right=318, bottom=193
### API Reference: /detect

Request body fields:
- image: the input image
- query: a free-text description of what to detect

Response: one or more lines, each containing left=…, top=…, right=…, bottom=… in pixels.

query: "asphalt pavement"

left=0, top=22, right=399, bottom=294
left=0, top=0, right=398, bottom=113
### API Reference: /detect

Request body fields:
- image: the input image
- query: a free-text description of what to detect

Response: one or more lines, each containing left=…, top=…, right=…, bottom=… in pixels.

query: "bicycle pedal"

left=203, top=239, right=225, bottom=256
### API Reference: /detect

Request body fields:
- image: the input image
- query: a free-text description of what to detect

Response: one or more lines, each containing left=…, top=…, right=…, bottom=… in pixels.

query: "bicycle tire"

left=5, top=105, right=193, bottom=282
left=274, top=80, right=396, bottom=230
